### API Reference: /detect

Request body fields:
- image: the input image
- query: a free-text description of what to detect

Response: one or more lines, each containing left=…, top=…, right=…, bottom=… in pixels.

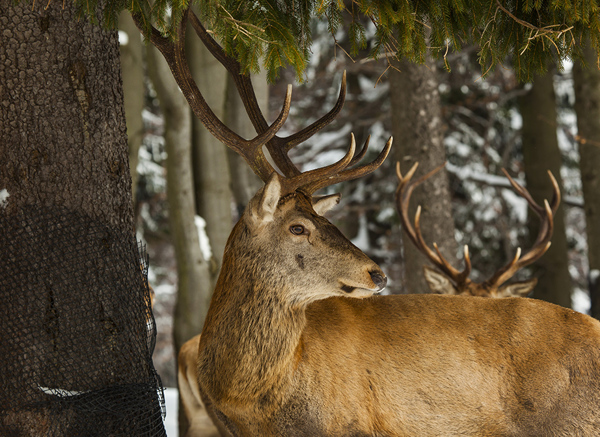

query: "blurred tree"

left=186, top=24, right=233, bottom=287
left=146, top=44, right=212, bottom=377
left=390, top=56, right=458, bottom=294
left=519, top=70, right=572, bottom=308
left=573, top=41, right=600, bottom=319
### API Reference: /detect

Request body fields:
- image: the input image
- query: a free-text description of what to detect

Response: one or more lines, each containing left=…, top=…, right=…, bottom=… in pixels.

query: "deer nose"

left=369, top=271, right=387, bottom=290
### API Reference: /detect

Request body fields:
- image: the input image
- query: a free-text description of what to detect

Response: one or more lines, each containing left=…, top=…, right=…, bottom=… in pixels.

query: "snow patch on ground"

left=163, top=387, right=178, bottom=436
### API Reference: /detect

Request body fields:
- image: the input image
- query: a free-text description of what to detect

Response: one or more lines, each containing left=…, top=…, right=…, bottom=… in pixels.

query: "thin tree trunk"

left=186, top=26, right=233, bottom=282
left=573, top=41, right=600, bottom=318
left=519, top=70, right=572, bottom=308
left=146, top=45, right=211, bottom=354
left=119, top=12, right=145, bottom=202
left=0, top=1, right=164, bottom=434
left=389, top=57, right=458, bottom=294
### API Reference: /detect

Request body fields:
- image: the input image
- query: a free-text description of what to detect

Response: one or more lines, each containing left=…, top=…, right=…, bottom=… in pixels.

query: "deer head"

left=133, top=8, right=391, bottom=306
left=395, top=163, right=560, bottom=298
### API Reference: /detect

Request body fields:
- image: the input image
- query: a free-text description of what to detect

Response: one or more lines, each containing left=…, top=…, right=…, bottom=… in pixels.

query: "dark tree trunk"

left=519, top=70, right=572, bottom=308
left=0, top=1, right=164, bottom=435
left=389, top=57, right=458, bottom=294
left=573, top=41, right=600, bottom=319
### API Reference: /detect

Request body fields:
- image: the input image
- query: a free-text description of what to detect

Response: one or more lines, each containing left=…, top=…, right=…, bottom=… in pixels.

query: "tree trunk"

left=146, top=46, right=211, bottom=357
left=186, top=26, right=233, bottom=283
left=519, top=70, right=572, bottom=308
left=0, top=1, right=164, bottom=435
left=573, top=42, right=600, bottom=318
left=389, top=57, right=458, bottom=294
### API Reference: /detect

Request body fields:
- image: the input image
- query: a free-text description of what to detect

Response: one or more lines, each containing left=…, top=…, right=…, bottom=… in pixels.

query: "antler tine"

left=484, top=170, right=559, bottom=289
left=348, top=135, right=371, bottom=167
left=395, top=161, right=470, bottom=284
left=414, top=207, right=469, bottom=281
left=298, top=136, right=392, bottom=195
left=133, top=8, right=292, bottom=182
left=432, top=243, right=472, bottom=284
left=280, top=72, right=348, bottom=155
left=284, top=133, right=357, bottom=194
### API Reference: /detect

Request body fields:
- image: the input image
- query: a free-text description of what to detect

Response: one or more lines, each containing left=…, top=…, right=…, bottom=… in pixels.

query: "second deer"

left=396, top=162, right=560, bottom=298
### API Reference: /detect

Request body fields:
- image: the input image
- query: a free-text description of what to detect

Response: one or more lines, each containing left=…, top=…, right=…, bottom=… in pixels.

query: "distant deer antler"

left=395, top=163, right=560, bottom=297
left=133, top=8, right=391, bottom=195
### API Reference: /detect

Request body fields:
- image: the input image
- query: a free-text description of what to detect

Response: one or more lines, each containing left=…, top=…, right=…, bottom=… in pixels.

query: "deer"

left=135, top=8, right=600, bottom=436
left=178, top=334, right=227, bottom=437
left=396, top=162, right=561, bottom=298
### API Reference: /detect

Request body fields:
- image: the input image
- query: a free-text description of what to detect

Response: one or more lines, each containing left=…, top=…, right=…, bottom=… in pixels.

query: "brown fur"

left=196, top=176, right=600, bottom=436
left=178, top=335, right=228, bottom=437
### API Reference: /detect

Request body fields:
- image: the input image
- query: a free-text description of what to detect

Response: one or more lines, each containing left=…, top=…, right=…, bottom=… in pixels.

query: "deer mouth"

left=339, top=272, right=387, bottom=295
left=340, top=284, right=356, bottom=294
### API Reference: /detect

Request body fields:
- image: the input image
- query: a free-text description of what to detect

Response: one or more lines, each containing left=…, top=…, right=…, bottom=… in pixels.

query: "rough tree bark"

left=573, top=42, right=600, bottom=318
left=389, top=57, right=458, bottom=294
left=519, top=70, right=572, bottom=308
left=118, top=12, right=145, bottom=201
left=0, top=0, right=164, bottom=434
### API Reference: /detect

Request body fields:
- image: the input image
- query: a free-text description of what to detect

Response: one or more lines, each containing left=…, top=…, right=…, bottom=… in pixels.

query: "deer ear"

left=497, top=278, right=537, bottom=298
left=251, top=173, right=281, bottom=222
left=423, top=266, right=456, bottom=294
left=312, top=194, right=341, bottom=216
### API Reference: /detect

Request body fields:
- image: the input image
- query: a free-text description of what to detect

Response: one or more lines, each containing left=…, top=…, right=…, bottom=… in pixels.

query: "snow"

left=118, top=30, right=129, bottom=46
left=351, top=212, right=370, bottom=251
left=195, top=216, right=213, bottom=262
left=0, top=188, right=9, bottom=208
left=572, top=288, right=591, bottom=315
left=162, top=387, right=179, bottom=436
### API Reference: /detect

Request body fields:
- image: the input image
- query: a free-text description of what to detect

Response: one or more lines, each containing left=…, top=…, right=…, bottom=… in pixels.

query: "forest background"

left=116, top=9, right=600, bottom=388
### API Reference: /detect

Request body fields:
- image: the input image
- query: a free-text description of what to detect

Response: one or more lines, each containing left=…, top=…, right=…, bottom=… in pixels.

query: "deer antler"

left=395, top=162, right=472, bottom=288
left=482, top=169, right=560, bottom=289
left=395, top=163, right=561, bottom=291
left=134, top=8, right=391, bottom=195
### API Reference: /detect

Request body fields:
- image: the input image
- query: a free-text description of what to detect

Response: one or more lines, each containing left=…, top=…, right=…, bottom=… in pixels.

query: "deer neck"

left=199, top=221, right=307, bottom=411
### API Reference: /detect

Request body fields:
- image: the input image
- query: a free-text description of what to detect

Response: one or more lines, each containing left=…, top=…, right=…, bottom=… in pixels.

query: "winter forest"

left=127, top=10, right=600, bottom=389
left=2, top=1, right=600, bottom=436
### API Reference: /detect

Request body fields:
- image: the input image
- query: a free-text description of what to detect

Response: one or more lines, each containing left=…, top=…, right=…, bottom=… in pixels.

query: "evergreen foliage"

left=49, top=0, right=600, bottom=81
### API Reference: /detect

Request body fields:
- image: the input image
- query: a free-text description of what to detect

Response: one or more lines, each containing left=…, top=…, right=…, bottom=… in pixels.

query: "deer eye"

left=290, top=225, right=306, bottom=236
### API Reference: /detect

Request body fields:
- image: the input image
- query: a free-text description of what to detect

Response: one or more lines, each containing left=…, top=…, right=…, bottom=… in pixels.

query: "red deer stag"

left=136, top=9, right=600, bottom=436
left=396, top=162, right=560, bottom=298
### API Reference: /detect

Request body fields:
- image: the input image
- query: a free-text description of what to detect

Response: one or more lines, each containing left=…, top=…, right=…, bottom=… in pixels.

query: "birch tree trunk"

left=519, top=70, right=572, bottom=308
left=573, top=43, right=600, bottom=318
left=389, top=58, right=458, bottom=294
